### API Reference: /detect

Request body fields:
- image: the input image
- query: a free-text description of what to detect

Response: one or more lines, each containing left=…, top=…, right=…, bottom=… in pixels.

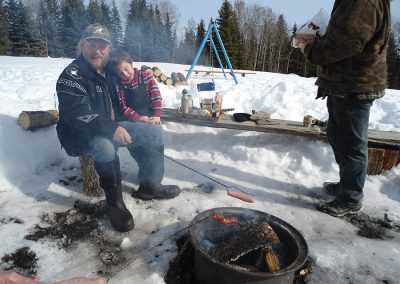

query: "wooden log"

left=368, top=148, right=385, bottom=175
left=159, top=73, right=168, bottom=81
left=141, top=65, right=153, bottom=76
left=382, top=149, right=399, bottom=171
left=171, top=72, right=179, bottom=85
left=79, top=155, right=103, bottom=197
left=165, top=77, right=173, bottom=85
left=152, top=67, right=162, bottom=77
left=177, top=72, right=186, bottom=82
left=171, top=72, right=188, bottom=86
left=155, top=76, right=161, bottom=82
left=17, top=110, right=59, bottom=131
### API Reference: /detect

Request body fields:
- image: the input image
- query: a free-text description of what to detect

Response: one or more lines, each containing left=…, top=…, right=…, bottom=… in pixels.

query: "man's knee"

left=87, top=137, right=117, bottom=163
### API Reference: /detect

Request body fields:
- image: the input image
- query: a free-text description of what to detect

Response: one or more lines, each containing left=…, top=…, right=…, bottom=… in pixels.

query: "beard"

left=88, top=56, right=109, bottom=72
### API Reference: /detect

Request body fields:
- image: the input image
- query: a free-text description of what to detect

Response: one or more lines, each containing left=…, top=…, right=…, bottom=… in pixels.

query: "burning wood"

left=212, top=221, right=280, bottom=264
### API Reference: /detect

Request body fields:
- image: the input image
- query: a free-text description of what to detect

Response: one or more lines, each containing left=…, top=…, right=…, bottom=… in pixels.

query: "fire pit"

left=189, top=207, right=308, bottom=284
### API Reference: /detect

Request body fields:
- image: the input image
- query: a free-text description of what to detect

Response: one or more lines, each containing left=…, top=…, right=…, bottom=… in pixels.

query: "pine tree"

left=152, top=4, right=167, bottom=62
left=61, top=0, right=87, bottom=57
left=99, top=0, right=112, bottom=31
left=0, top=0, right=11, bottom=55
left=110, top=0, right=123, bottom=48
left=196, top=19, right=208, bottom=65
left=37, top=0, right=63, bottom=57
left=216, top=0, right=242, bottom=68
left=5, top=0, right=46, bottom=56
left=137, top=0, right=152, bottom=61
left=387, top=31, right=399, bottom=89
left=163, top=11, right=174, bottom=62
left=86, top=0, right=103, bottom=24
left=123, top=0, right=140, bottom=60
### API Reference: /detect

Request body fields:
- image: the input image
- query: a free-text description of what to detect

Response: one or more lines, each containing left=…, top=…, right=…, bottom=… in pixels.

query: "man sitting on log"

left=56, top=24, right=180, bottom=232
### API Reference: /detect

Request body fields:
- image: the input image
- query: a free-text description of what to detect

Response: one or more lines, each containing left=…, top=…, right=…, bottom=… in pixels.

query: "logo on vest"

left=66, top=67, right=81, bottom=80
left=96, top=86, right=103, bottom=93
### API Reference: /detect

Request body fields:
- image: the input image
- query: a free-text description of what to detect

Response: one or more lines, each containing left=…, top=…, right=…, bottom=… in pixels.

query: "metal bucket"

left=189, top=207, right=308, bottom=284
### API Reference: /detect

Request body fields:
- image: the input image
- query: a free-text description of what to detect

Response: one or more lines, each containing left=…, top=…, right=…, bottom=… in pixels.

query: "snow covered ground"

left=0, top=55, right=399, bottom=283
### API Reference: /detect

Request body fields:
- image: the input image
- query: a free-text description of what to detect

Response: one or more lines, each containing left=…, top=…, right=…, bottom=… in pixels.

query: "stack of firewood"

left=141, top=65, right=188, bottom=86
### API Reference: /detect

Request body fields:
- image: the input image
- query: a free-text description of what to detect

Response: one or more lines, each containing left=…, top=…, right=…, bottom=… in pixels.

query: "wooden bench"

left=161, top=108, right=400, bottom=176
left=185, top=69, right=256, bottom=77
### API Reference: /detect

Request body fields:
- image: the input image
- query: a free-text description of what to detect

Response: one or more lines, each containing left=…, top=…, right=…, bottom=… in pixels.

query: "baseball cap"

left=81, top=23, right=111, bottom=44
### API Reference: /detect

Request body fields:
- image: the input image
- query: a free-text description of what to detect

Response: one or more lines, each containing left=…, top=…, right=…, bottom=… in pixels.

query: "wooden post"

left=79, top=155, right=103, bottom=197
left=367, top=148, right=399, bottom=175
left=17, top=110, right=59, bottom=130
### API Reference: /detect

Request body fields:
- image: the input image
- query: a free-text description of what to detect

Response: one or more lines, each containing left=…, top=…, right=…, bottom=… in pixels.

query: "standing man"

left=56, top=24, right=180, bottom=232
left=295, top=0, right=391, bottom=217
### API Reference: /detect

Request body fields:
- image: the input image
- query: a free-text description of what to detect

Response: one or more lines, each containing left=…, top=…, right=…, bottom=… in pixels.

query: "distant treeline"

left=1, top=0, right=399, bottom=89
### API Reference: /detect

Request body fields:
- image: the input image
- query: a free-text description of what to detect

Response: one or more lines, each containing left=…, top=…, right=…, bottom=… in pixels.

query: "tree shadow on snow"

left=0, top=113, right=84, bottom=207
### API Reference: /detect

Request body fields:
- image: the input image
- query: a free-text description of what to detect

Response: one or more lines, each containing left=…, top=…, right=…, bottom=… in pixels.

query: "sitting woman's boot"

left=95, top=157, right=134, bottom=232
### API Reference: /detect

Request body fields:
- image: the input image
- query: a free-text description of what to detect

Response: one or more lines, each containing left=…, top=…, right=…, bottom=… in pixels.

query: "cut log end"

left=17, top=110, right=59, bottom=130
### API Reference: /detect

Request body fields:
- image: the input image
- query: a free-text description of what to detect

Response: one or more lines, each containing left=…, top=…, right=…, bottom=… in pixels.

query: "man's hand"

left=0, top=271, right=39, bottom=283
left=112, top=126, right=132, bottom=144
left=56, top=277, right=106, bottom=284
left=148, top=116, right=161, bottom=125
left=293, top=34, right=315, bottom=53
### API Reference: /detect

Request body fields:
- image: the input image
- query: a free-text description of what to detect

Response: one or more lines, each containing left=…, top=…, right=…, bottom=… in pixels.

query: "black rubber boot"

left=137, top=182, right=181, bottom=200
left=129, top=144, right=181, bottom=200
left=95, top=157, right=134, bottom=232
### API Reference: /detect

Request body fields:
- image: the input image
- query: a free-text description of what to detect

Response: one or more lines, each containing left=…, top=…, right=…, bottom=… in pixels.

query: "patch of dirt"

left=24, top=200, right=107, bottom=249
left=344, top=212, right=400, bottom=239
left=1, top=247, right=38, bottom=277
left=0, top=217, right=24, bottom=225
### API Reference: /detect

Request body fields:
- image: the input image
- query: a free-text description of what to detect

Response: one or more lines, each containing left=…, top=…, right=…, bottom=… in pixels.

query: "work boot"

left=128, top=144, right=181, bottom=200
left=316, top=197, right=362, bottom=217
left=136, top=182, right=181, bottom=200
left=95, top=157, right=134, bottom=232
left=322, top=182, right=341, bottom=196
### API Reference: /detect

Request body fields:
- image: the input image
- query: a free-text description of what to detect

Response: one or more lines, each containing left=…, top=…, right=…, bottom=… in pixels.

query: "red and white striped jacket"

left=117, top=68, right=162, bottom=122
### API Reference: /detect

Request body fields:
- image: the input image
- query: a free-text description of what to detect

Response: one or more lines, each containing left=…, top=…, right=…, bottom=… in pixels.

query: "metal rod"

left=105, top=214, right=211, bottom=282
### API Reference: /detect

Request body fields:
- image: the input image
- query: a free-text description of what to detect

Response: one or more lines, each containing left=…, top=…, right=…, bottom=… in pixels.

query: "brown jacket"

left=304, top=0, right=391, bottom=93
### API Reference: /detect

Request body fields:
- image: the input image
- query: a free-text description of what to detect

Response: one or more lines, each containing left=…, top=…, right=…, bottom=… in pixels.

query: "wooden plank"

left=368, top=148, right=385, bottom=175
left=186, top=69, right=256, bottom=75
left=162, top=108, right=400, bottom=150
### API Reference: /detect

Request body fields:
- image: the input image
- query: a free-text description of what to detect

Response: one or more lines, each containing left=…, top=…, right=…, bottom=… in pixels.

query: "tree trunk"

left=79, top=155, right=103, bottom=197
left=17, top=110, right=59, bottom=131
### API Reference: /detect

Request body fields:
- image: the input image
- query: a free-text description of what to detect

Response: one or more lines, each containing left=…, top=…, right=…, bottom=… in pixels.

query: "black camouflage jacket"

left=56, top=55, right=119, bottom=156
left=304, top=0, right=391, bottom=93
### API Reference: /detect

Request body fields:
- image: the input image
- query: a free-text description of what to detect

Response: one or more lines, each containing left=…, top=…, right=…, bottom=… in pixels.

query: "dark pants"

left=326, top=96, right=373, bottom=204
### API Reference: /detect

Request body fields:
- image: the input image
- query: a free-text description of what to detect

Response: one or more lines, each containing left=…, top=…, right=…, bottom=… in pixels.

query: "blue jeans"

left=326, top=96, right=373, bottom=204
left=85, top=121, right=164, bottom=184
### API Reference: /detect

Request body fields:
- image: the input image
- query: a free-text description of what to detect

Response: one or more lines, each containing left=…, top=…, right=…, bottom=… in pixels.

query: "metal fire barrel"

left=189, top=207, right=308, bottom=284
